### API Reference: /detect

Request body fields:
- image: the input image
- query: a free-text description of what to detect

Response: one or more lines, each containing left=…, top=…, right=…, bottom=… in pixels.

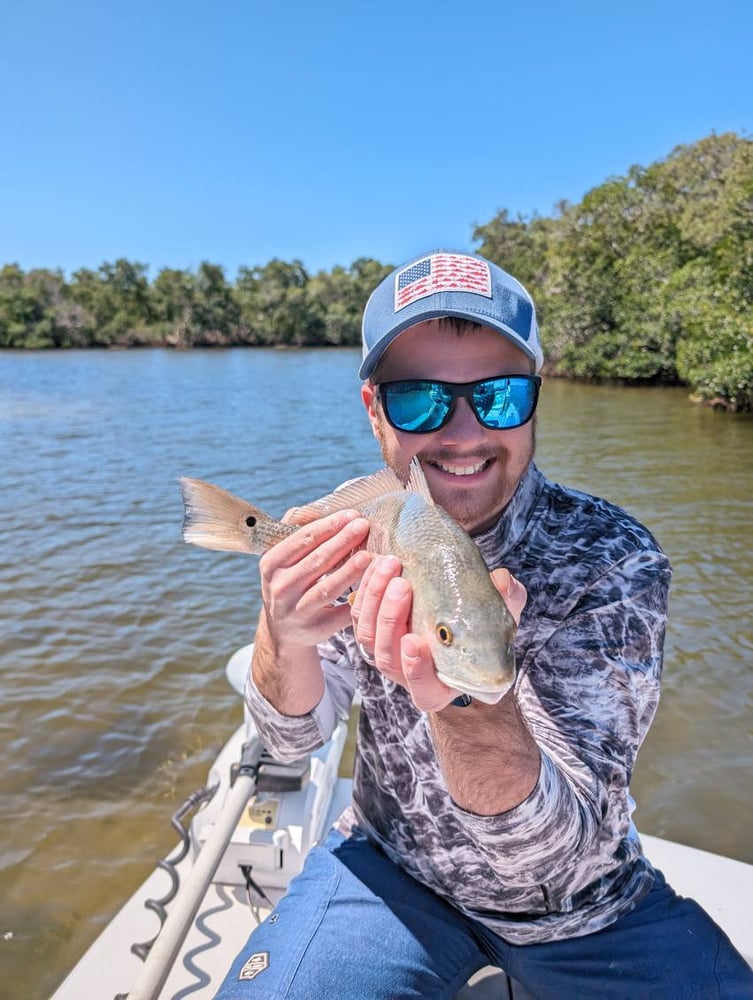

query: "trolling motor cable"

left=131, top=785, right=219, bottom=960
left=113, top=783, right=218, bottom=1000
left=124, top=738, right=264, bottom=1000
left=239, top=863, right=275, bottom=925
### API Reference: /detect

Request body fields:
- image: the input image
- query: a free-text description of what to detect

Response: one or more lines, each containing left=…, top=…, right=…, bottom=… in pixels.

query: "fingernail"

left=377, top=555, right=400, bottom=573
left=386, top=577, right=409, bottom=599
left=353, top=550, right=371, bottom=570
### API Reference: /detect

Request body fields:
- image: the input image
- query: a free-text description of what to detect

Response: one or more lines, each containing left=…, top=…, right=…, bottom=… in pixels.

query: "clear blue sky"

left=2, top=0, right=750, bottom=279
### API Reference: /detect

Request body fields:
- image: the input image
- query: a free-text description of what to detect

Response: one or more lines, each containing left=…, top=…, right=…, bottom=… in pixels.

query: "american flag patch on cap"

left=394, top=253, right=492, bottom=311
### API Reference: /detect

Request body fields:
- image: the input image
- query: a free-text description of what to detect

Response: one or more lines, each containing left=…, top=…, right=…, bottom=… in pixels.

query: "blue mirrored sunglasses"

left=376, top=375, right=541, bottom=434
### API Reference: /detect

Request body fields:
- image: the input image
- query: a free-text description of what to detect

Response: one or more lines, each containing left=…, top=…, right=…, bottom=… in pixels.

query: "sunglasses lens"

left=473, top=377, right=538, bottom=429
left=382, top=381, right=452, bottom=432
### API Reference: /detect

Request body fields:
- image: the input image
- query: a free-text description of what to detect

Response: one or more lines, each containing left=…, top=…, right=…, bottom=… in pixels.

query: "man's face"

left=361, top=320, right=536, bottom=534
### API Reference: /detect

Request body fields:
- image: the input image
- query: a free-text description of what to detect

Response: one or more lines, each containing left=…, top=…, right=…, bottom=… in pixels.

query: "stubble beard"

left=374, top=418, right=537, bottom=533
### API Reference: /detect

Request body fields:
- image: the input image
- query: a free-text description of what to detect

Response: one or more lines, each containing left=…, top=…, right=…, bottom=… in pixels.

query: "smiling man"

left=215, top=251, right=752, bottom=999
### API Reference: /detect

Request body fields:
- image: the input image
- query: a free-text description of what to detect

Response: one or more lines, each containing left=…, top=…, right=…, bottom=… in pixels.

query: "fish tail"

left=179, top=478, right=294, bottom=554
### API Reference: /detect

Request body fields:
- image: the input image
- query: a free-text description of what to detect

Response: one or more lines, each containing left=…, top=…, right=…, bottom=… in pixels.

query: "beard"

left=373, top=416, right=536, bottom=533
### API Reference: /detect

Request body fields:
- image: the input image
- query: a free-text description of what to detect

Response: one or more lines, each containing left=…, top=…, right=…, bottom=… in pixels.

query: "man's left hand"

left=351, top=561, right=527, bottom=712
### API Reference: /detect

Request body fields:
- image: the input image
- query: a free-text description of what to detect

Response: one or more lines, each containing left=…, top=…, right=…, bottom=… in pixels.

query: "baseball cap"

left=359, top=249, right=543, bottom=380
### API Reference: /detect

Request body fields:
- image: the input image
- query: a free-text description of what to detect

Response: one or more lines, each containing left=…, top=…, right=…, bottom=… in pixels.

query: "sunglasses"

left=376, top=374, right=541, bottom=434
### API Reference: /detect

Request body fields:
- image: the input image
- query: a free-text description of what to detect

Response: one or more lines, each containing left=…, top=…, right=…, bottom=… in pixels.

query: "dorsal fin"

left=288, top=458, right=434, bottom=523
left=404, top=457, right=434, bottom=505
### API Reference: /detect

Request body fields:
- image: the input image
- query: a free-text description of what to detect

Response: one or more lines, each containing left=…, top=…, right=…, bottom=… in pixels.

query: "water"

left=1, top=349, right=751, bottom=999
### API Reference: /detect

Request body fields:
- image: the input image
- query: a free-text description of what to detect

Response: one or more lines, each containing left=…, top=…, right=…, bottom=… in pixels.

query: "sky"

left=2, top=0, right=751, bottom=280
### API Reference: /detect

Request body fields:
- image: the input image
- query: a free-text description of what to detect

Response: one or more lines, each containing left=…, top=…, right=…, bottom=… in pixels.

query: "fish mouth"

left=436, top=671, right=514, bottom=705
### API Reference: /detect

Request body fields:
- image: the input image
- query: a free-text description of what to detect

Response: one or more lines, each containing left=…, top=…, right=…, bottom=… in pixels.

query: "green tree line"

left=2, top=132, right=752, bottom=409
left=0, top=256, right=392, bottom=352
left=475, top=132, right=753, bottom=411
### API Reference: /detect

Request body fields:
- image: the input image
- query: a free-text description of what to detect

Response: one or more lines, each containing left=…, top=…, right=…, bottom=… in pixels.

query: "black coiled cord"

left=113, top=783, right=218, bottom=999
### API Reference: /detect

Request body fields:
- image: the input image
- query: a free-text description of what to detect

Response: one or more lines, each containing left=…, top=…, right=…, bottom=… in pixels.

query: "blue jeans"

left=214, top=828, right=753, bottom=999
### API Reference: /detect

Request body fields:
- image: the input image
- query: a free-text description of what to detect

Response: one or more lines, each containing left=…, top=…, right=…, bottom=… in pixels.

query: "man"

left=216, top=250, right=752, bottom=998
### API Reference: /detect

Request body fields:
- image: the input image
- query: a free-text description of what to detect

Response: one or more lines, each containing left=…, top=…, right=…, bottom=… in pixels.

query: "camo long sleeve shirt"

left=244, top=462, right=672, bottom=944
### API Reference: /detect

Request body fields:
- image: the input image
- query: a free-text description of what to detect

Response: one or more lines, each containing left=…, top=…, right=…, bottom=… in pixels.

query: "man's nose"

left=437, top=396, right=485, bottom=442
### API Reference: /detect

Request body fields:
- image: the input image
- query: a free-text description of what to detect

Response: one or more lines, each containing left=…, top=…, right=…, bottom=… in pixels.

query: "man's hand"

left=351, top=561, right=527, bottom=712
left=258, top=508, right=371, bottom=648
left=252, top=508, right=371, bottom=716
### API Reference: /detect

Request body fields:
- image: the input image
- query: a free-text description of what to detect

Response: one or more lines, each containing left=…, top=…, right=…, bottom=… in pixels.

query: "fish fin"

left=404, top=457, right=435, bottom=505
left=290, top=460, right=435, bottom=520
left=290, top=467, right=405, bottom=519
left=179, top=477, right=289, bottom=554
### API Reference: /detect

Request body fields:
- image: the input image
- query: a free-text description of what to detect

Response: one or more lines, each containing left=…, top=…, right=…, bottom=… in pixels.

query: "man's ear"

left=361, top=382, right=380, bottom=439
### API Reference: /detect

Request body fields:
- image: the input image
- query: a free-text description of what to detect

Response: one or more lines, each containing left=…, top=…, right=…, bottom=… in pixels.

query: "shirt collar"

left=472, top=461, right=545, bottom=565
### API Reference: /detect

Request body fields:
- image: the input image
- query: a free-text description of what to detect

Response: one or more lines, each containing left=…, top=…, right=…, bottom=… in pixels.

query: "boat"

left=51, top=643, right=753, bottom=1000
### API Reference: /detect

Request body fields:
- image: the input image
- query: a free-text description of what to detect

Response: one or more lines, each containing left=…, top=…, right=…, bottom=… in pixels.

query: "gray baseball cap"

left=359, top=249, right=543, bottom=380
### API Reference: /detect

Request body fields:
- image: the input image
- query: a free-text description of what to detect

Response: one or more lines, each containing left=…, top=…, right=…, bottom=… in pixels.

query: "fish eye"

left=436, top=623, right=453, bottom=645
left=245, top=515, right=257, bottom=527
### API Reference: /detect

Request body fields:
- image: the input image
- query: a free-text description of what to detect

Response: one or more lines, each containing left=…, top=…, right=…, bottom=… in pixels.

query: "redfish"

left=180, top=460, right=516, bottom=703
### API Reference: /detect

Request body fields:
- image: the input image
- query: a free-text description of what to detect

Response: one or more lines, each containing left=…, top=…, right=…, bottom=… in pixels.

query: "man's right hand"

left=258, top=508, right=371, bottom=648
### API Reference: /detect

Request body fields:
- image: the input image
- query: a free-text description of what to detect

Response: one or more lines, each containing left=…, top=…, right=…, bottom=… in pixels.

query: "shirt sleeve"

left=244, top=634, right=357, bottom=762
left=450, top=548, right=670, bottom=892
